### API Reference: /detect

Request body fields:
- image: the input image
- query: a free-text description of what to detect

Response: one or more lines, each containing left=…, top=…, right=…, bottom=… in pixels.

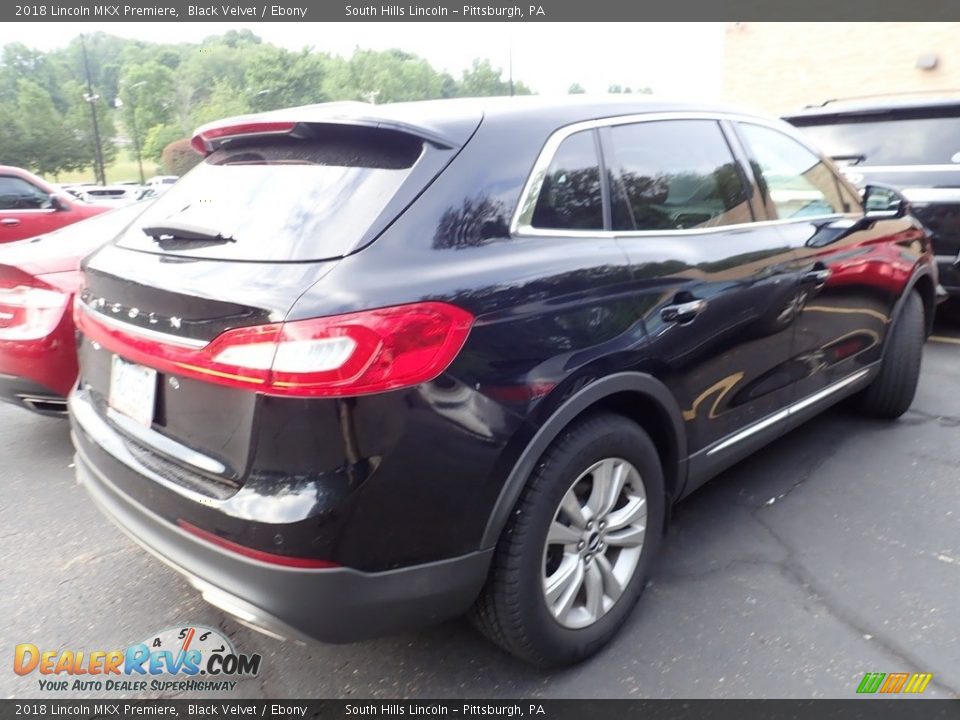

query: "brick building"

left=722, top=22, right=960, bottom=115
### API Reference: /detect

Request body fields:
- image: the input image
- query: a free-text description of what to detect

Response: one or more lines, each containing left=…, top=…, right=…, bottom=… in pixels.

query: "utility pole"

left=80, top=35, right=106, bottom=185
left=508, top=40, right=514, bottom=97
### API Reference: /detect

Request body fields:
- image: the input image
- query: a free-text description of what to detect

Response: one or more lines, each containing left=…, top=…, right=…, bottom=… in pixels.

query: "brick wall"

left=722, top=22, right=960, bottom=115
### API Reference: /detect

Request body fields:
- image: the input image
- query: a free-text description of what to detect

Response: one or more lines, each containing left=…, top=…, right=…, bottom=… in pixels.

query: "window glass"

left=531, top=130, right=603, bottom=231
left=792, top=115, right=960, bottom=166
left=116, top=127, right=425, bottom=261
left=0, top=176, right=50, bottom=211
left=738, top=123, right=846, bottom=220
left=608, top=120, right=751, bottom=232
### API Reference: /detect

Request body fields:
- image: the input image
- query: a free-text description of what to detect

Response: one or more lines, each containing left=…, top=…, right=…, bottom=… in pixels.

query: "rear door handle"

left=661, top=299, right=707, bottom=324
left=0, top=218, right=20, bottom=227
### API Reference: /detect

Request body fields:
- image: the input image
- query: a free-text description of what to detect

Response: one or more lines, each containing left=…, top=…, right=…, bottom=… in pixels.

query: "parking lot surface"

left=3, top=321, right=958, bottom=700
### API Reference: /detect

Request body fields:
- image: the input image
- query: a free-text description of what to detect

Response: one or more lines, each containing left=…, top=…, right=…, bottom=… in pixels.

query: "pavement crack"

left=750, top=509, right=960, bottom=698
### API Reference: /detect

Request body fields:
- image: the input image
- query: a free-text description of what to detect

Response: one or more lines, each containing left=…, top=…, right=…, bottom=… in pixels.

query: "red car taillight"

left=75, top=301, right=475, bottom=397
left=0, top=273, right=69, bottom=342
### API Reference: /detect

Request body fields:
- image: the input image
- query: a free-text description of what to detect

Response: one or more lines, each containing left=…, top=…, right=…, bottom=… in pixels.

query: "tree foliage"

left=0, top=31, right=546, bottom=180
left=161, top=138, right=202, bottom=176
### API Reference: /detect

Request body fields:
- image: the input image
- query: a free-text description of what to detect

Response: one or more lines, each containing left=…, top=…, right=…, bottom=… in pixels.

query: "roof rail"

left=809, top=88, right=960, bottom=108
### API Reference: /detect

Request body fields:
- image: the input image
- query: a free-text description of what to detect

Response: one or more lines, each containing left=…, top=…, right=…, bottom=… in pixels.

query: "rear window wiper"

left=141, top=220, right=237, bottom=243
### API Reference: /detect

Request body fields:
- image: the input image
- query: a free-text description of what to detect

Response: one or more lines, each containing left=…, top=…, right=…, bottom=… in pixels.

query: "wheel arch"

left=480, top=372, right=687, bottom=548
left=909, top=270, right=936, bottom=336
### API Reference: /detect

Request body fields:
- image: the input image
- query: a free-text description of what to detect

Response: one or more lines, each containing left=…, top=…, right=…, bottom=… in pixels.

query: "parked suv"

left=785, top=96, right=960, bottom=297
left=70, top=98, right=936, bottom=667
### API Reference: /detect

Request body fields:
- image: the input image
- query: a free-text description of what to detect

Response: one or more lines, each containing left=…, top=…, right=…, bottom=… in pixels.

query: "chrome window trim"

left=510, top=110, right=846, bottom=239
left=78, top=300, right=208, bottom=349
left=843, top=164, right=960, bottom=173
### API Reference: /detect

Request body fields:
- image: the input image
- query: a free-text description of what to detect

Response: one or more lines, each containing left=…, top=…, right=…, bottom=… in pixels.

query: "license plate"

left=109, top=356, right=157, bottom=428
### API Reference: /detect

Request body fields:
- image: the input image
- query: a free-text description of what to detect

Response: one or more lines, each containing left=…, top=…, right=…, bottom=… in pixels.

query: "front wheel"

left=855, top=290, right=925, bottom=419
left=471, top=413, right=665, bottom=667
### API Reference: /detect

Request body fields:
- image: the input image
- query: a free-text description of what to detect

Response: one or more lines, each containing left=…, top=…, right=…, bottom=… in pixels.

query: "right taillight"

left=76, top=301, right=475, bottom=398
left=0, top=280, right=69, bottom=342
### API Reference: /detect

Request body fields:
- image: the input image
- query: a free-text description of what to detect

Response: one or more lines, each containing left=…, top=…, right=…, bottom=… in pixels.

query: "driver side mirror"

left=48, top=195, right=69, bottom=212
left=862, top=184, right=907, bottom=219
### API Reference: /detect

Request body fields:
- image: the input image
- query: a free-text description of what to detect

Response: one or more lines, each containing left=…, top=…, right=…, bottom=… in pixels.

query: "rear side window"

left=606, top=120, right=752, bottom=232
left=738, top=123, right=847, bottom=220
left=116, top=126, right=425, bottom=261
left=531, top=130, right=603, bottom=231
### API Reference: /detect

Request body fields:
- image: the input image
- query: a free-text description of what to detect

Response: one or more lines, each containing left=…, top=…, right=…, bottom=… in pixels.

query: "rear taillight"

left=0, top=279, right=68, bottom=341
left=75, top=301, right=474, bottom=397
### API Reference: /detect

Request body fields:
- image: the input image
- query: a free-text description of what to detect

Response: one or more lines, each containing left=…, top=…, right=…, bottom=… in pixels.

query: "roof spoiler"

left=191, top=103, right=461, bottom=156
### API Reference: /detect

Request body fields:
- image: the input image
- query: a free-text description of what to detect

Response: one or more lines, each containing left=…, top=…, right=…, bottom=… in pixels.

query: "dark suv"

left=785, top=96, right=960, bottom=297
left=70, top=98, right=936, bottom=667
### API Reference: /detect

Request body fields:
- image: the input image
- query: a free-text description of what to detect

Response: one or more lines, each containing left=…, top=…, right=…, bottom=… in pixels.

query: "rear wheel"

left=471, top=413, right=665, bottom=667
left=855, top=290, right=924, bottom=419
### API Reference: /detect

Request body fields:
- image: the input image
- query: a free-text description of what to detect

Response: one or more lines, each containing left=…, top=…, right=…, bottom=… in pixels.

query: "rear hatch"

left=787, top=111, right=960, bottom=282
left=76, top=113, right=476, bottom=496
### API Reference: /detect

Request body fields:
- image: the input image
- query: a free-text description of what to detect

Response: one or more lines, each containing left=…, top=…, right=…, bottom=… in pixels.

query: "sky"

left=4, top=22, right=726, bottom=98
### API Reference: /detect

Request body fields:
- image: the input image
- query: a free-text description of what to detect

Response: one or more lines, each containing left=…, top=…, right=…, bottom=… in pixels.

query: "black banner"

left=5, top=0, right=960, bottom=22
left=1, top=701, right=959, bottom=720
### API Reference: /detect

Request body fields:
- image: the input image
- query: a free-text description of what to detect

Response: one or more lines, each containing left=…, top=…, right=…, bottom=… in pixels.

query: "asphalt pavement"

left=2, top=316, right=958, bottom=700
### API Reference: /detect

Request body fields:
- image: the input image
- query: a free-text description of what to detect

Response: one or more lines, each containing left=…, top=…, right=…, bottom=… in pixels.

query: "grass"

left=51, top=151, right=162, bottom=185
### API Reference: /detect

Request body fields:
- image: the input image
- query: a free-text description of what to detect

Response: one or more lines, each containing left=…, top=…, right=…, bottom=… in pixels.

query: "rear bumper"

left=0, top=307, right=77, bottom=403
left=71, top=394, right=494, bottom=644
left=75, top=443, right=493, bottom=643
left=0, top=373, right=67, bottom=416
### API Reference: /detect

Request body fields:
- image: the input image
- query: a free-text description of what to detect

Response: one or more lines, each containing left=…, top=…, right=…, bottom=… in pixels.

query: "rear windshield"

left=793, top=115, right=960, bottom=166
left=116, top=126, right=424, bottom=261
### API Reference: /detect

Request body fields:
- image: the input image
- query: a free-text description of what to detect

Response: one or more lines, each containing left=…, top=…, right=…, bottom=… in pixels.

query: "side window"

left=607, top=120, right=752, bottom=232
left=738, top=123, right=847, bottom=220
left=531, top=130, right=603, bottom=231
left=0, top=176, right=51, bottom=211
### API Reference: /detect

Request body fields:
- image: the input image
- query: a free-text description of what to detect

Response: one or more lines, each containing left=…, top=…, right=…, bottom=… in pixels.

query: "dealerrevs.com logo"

left=14, top=625, right=261, bottom=693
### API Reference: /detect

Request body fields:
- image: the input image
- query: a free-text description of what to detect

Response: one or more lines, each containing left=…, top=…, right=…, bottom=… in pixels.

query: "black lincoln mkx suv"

left=71, top=97, right=936, bottom=667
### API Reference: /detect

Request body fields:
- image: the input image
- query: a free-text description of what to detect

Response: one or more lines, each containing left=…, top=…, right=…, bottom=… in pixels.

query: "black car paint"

left=785, top=101, right=960, bottom=294
left=70, top=98, right=936, bottom=642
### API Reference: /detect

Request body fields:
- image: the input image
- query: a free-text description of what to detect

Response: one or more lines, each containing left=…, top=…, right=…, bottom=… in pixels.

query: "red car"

left=0, top=166, right=109, bottom=244
left=0, top=203, right=148, bottom=414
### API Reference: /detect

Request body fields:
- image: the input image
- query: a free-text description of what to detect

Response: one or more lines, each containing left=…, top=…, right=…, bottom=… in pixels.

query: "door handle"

left=661, top=299, right=707, bottom=324
left=802, top=268, right=832, bottom=288
left=0, top=218, right=20, bottom=227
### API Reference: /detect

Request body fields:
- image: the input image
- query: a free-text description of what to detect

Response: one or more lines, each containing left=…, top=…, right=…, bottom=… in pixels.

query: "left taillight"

left=0, top=278, right=68, bottom=341
left=75, top=301, right=475, bottom=398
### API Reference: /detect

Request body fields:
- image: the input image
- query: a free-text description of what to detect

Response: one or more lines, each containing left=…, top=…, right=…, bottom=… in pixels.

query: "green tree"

left=0, top=100, right=27, bottom=167
left=143, top=123, right=185, bottom=162
left=453, top=58, right=533, bottom=97
left=568, top=83, right=586, bottom=94
left=325, top=49, right=444, bottom=104
left=246, top=45, right=328, bottom=111
left=15, top=80, right=87, bottom=176
left=64, top=80, right=118, bottom=178
left=190, top=79, right=251, bottom=127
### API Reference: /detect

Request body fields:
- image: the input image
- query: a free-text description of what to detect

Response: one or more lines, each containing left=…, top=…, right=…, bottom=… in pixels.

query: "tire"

left=855, top=290, right=924, bottom=419
left=470, top=413, right=665, bottom=667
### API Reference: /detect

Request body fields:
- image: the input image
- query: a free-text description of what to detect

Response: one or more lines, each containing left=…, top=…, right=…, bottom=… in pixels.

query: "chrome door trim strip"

left=706, top=368, right=871, bottom=457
